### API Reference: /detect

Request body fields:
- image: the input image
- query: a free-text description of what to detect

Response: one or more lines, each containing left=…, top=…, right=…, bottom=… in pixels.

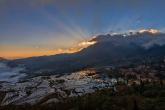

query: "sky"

left=0, top=0, right=165, bottom=59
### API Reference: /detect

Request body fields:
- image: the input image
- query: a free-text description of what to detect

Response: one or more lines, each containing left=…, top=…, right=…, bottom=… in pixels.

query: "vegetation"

left=0, top=82, right=164, bottom=110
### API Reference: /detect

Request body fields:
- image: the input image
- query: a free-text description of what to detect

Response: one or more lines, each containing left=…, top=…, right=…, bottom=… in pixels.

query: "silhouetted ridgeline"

left=8, top=32, right=165, bottom=76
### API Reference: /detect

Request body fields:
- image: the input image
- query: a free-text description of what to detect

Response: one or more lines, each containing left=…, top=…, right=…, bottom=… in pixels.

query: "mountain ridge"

left=8, top=31, right=165, bottom=76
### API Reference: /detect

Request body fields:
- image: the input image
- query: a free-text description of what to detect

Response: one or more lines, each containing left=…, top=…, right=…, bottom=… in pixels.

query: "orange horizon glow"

left=0, top=40, right=97, bottom=60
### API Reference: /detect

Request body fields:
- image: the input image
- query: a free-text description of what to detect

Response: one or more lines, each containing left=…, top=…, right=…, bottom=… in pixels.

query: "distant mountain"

left=0, top=57, right=8, bottom=62
left=8, top=30, right=165, bottom=76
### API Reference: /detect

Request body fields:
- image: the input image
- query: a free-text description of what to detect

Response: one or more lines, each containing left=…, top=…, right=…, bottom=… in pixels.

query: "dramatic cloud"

left=1, top=0, right=165, bottom=58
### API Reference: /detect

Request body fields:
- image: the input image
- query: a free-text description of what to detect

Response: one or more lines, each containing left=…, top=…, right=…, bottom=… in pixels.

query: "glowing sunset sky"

left=1, top=0, right=165, bottom=59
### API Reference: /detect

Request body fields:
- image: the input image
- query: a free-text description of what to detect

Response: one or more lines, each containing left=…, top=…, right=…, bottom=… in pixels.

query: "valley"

left=0, top=31, right=165, bottom=109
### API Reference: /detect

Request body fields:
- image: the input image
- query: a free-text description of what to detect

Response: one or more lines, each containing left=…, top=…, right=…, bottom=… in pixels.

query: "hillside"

left=7, top=30, right=165, bottom=76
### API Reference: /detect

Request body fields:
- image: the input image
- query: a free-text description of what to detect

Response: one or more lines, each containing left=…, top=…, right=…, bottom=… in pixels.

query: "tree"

left=133, top=99, right=139, bottom=110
